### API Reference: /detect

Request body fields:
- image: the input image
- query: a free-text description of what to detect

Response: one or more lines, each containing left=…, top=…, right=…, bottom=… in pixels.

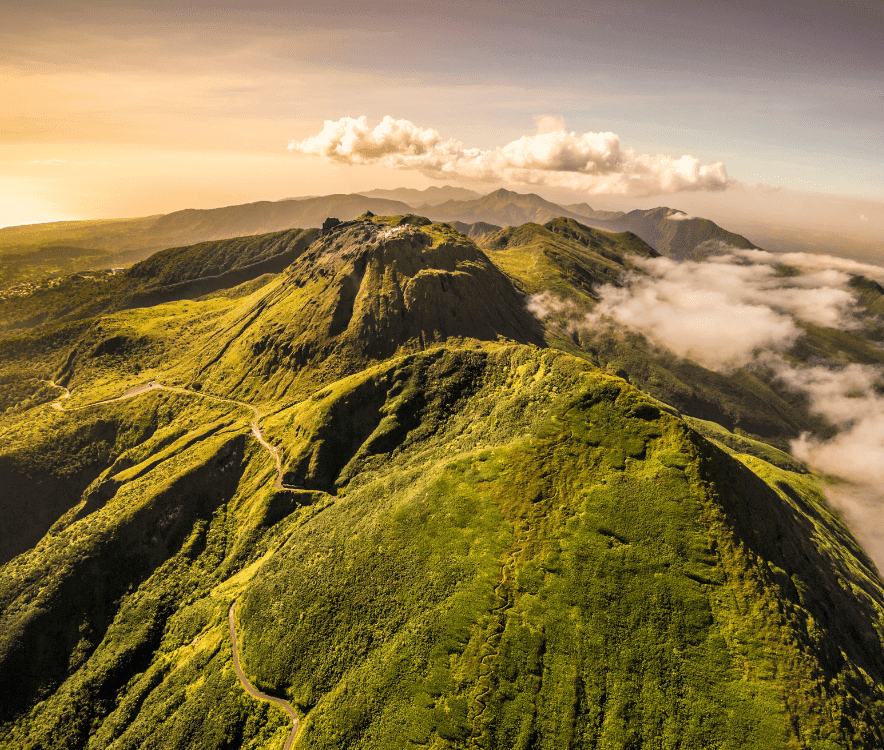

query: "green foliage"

left=1, top=216, right=883, bottom=750
left=0, top=246, right=115, bottom=290
left=0, top=228, right=316, bottom=333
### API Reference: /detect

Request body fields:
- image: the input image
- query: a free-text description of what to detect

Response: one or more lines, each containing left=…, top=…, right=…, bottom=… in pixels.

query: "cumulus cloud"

left=577, top=254, right=864, bottom=369
left=289, top=115, right=733, bottom=197
left=736, top=248, right=884, bottom=283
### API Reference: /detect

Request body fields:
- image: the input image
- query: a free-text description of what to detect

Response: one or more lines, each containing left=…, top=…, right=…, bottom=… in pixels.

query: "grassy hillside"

left=171, top=215, right=545, bottom=403
left=0, top=215, right=883, bottom=749
left=478, top=218, right=884, bottom=450
left=0, top=228, right=317, bottom=333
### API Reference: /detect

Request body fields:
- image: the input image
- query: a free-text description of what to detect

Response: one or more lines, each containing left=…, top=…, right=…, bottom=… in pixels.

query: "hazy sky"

left=2, top=0, right=882, bottom=246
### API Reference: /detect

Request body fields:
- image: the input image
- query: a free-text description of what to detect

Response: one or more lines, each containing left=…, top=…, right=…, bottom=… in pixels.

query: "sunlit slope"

left=176, top=216, right=545, bottom=402
left=240, top=348, right=884, bottom=749
left=480, top=218, right=657, bottom=305
left=0, top=228, right=318, bottom=333
left=1, top=216, right=884, bottom=749
left=1, top=346, right=882, bottom=749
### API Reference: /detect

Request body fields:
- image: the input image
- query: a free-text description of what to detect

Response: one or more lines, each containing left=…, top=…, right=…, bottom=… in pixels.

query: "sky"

left=1, top=0, right=882, bottom=249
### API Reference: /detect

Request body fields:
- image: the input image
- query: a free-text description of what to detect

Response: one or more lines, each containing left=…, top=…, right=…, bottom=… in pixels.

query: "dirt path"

left=229, top=601, right=299, bottom=749
left=48, top=380, right=71, bottom=410
left=52, top=380, right=298, bottom=490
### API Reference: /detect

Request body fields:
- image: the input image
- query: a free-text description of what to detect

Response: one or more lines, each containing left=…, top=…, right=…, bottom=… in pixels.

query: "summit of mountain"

left=424, top=188, right=591, bottom=226
left=585, top=205, right=760, bottom=259
left=180, top=215, right=546, bottom=401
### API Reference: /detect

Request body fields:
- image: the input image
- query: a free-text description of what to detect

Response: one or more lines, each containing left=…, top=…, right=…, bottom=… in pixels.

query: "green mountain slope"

left=0, top=228, right=317, bottom=333
left=174, top=216, right=545, bottom=402
left=0, top=216, right=883, bottom=750
left=477, top=218, right=884, bottom=450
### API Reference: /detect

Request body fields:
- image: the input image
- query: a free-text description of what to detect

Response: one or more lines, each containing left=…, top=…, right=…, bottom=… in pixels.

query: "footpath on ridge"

left=229, top=601, right=299, bottom=750
left=52, top=380, right=303, bottom=746
left=52, top=379, right=297, bottom=490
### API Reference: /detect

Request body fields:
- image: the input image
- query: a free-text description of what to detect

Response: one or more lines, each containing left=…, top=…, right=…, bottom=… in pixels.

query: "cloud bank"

left=778, top=360, right=884, bottom=569
left=289, top=115, right=733, bottom=197
left=582, top=253, right=860, bottom=370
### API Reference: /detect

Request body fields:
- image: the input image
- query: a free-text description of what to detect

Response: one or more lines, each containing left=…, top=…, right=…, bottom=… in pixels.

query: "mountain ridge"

left=1, top=214, right=884, bottom=748
left=1, top=190, right=765, bottom=285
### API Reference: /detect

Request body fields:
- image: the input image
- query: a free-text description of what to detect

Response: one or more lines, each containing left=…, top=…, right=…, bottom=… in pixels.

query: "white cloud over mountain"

left=581, top=253, right=860, bottom=370
left=289, top=115, right=733, bottom=197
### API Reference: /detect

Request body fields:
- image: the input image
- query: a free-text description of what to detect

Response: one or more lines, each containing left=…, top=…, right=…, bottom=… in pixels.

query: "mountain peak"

left=190, top=216, right=546, bottom=399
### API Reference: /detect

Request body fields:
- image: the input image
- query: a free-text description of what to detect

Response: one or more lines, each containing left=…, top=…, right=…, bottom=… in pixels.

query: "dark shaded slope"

left=188, top=216, right=546, bottom=401
left=0, top=394, right=248, bottom=730
left=0, top=396, right=180, bottom=565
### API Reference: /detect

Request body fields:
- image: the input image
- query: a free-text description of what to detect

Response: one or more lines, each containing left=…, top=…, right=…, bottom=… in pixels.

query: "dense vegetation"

left=0, top=215, right=883, bottom=749
left=479, top=219, right=884, bottom=450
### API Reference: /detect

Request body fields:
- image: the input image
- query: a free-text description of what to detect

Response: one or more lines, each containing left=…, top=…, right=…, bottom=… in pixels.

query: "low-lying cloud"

left=289, top=115, right=733, bottom=197
left=529, top=246, right=884, bottom=570
left=582, top=254, right=861, bottom=370
left=773, top=358, right=884, bottom=568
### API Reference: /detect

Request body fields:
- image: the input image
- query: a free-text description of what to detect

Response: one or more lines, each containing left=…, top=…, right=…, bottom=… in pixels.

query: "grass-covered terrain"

left=479, top=219, right=884, bottom=450
left=0, top=228, right=317, bottom=333
left=1, top=215, right=883, bottom=749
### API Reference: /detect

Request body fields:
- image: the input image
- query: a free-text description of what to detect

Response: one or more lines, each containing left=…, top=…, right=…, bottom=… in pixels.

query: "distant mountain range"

left=0, top=188, right=761, bottom=288
left=356, top=185, right=482, bottom=204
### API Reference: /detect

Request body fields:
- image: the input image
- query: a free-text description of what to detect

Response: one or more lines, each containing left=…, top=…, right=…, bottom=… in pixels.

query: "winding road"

left=229, top=601, right=299, bottom=749
left=52, top=381, right=304, bottom=745
left=52, top=379, right=298, bottom=490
